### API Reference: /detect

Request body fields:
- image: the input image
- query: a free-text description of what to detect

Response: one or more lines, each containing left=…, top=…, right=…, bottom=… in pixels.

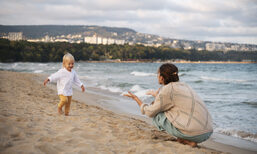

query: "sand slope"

left=0, top=71, right=221, bottom=154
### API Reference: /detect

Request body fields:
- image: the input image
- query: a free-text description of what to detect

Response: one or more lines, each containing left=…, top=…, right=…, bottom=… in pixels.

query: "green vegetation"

left=0, top=39, right=257, bottom=62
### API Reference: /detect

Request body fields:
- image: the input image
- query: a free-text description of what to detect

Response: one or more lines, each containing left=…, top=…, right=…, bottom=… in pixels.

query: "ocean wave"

left=130, top=85, right=143, bottom=92
left=130, top=71, right=156, bottom=77
left=117, top=82, right=134, bottom=88
left=179, top=73, right=187, bottom=77
left=34, top=70, right=43, bottom=73
left=12, top=63, right=19, bottom=68
left=80, top=75, right=96, bottom=80
left=179, top=68, right=192, bottom=72
left=38, top=63, right=48, bottom=66
left=241, top=101, right=257, bottom=108
left=215, top=128, right=257, bottom=143
left=194, top=80, right=203, bottom=83
left=200, top=76, right=248, bottom=83
left=98, top=85, right=123, bottom=93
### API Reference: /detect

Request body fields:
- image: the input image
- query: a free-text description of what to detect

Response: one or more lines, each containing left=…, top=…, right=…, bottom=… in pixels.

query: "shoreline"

left=80, top=60, right=257, bottom=64
left=44, top=72, right=257, bottom=153
left=1, top=60, right=256, bottom=64
left=71, top=81, right=257, bottom=154
left=0, top=71, right=257, bottom=154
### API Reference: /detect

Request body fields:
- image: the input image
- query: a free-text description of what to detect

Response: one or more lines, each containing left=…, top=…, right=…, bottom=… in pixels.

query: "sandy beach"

left=0, top=71, right=256, bottom=154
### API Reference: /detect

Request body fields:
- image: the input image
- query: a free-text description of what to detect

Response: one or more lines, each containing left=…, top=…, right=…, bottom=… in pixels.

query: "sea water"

left=1, top=62, right=257, bottom=143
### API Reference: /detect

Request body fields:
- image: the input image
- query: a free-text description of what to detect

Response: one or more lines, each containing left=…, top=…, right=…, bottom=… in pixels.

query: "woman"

left=124, top=63, right=213, bottom=147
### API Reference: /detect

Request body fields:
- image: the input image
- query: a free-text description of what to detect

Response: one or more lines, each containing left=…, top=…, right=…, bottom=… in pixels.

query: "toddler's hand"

left=43, top=78, right=49, bottom=86
left=81, top=85, right=85, bottom=92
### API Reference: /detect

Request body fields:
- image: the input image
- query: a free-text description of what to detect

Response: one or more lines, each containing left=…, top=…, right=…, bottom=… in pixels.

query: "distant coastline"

left=1, top=39, right=257, bottom=63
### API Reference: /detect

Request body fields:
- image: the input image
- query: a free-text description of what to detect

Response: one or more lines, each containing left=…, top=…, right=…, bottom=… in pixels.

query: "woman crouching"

left=124, top=63, right=213, bottom=147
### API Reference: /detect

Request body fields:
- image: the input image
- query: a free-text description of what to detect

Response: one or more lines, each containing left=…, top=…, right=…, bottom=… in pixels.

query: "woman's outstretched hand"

left=146, top=88, right=160, bottom=97
left=123, top=91, right=137, bottom=99
left=123, top=91, right=142, bottom=107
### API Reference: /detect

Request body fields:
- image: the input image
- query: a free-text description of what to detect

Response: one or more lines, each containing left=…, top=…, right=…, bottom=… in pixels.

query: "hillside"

left=0, top=25, right=136, bottom=39
left=0, top=25, right=256, bottom=52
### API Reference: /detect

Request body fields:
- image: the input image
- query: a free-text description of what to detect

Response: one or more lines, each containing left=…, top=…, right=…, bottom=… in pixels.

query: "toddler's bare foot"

left=58, top=107, right=63, bottom=115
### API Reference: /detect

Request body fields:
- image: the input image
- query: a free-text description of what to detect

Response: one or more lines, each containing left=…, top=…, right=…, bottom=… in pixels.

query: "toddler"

left=44, top=53, right=85, bottom=116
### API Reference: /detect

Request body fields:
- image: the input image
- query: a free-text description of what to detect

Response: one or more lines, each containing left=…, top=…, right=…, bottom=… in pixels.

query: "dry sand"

left=0, top=70, right=253, bottom=154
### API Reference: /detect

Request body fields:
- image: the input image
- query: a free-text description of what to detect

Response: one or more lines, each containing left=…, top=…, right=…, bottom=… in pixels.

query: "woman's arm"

left=124, top=86, right=173, bottom=118
left=124, top=91, right=162, bottom=117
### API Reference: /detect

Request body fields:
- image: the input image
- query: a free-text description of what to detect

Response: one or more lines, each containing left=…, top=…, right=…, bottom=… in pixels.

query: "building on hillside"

left=206, top=43, right=226, bottom=51
left=97, top=37, right=103, bottom=44
left=27, top=39, right=42, bottom=42
left=115, top=39, right=125, bottom=45
left=84, top=35, right=125, bottom=45
left=54, top=39, right=69, bottom=42
left=108, top=38, right=115, bottom=44
left=102, top=38, right=108, bottom=45
left=197, top=48, right=204, bottom=51
left=42, top=35, right=52, bottom=42
left=183, top=42, right=193, bottom=50
left=171, top=40, right=180, bottom=48
left=205, top=43, right=215, bottom=51
left=84, top=36, right=98, bottom=44
left=1, top=36, right=8, bottom=39
left=8, top=32, right=23, bottom=41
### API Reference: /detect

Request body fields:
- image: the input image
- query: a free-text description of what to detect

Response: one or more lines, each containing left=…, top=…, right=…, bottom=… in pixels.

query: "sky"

left=0, top=0, right=257, bottom=45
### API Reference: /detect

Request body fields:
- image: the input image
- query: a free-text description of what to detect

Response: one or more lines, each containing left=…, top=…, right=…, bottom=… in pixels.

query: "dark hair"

left=159, top=63, right=179, bottom=85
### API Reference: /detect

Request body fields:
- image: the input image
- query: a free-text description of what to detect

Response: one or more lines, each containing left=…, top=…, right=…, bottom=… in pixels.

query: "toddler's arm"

left=48, top=70, right=63, bottom=83
left=44, top=70, right=62, bottom=86
left=73, top=71, right=85, bottom=92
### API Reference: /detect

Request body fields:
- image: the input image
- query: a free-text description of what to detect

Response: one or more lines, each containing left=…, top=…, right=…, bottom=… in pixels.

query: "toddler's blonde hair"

left=62, top=53, right=75, bottom=67
left=63, top=53, right=75, bottom=63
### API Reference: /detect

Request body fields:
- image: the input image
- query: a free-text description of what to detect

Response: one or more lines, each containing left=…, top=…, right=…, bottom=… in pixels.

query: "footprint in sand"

left=36, top=143, right=60, bottom=154
left=70, top=127, right=82, bottom=132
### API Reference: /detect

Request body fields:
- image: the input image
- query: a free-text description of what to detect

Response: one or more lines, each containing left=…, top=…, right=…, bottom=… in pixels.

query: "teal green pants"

left=152, top=112, right=212, bottom=143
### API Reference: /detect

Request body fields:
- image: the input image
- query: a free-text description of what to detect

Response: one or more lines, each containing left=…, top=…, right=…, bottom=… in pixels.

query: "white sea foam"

left=130, top=85, right=142, bottom=92
left=129, top=85, right=152, bottom=100
left=38, top=63, right=47, bottom=66
left=215, top=128, right=257, bottom=143
left=99, top=85, right=123, bottom=93
left=12, top=63, right=18, bottom=68
left=201, top=76, right=247, bottom=83
left=80, top=75, right=95, bottom=80
left=130, top=71, right=156, bottom=77
left=34, top=70, right=43, bottom=73
left=179, top=73, right=187, bottom=77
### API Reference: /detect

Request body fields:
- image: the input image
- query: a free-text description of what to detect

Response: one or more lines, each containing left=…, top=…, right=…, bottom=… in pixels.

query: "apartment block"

left=8, top=32, right=23, bottom=41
